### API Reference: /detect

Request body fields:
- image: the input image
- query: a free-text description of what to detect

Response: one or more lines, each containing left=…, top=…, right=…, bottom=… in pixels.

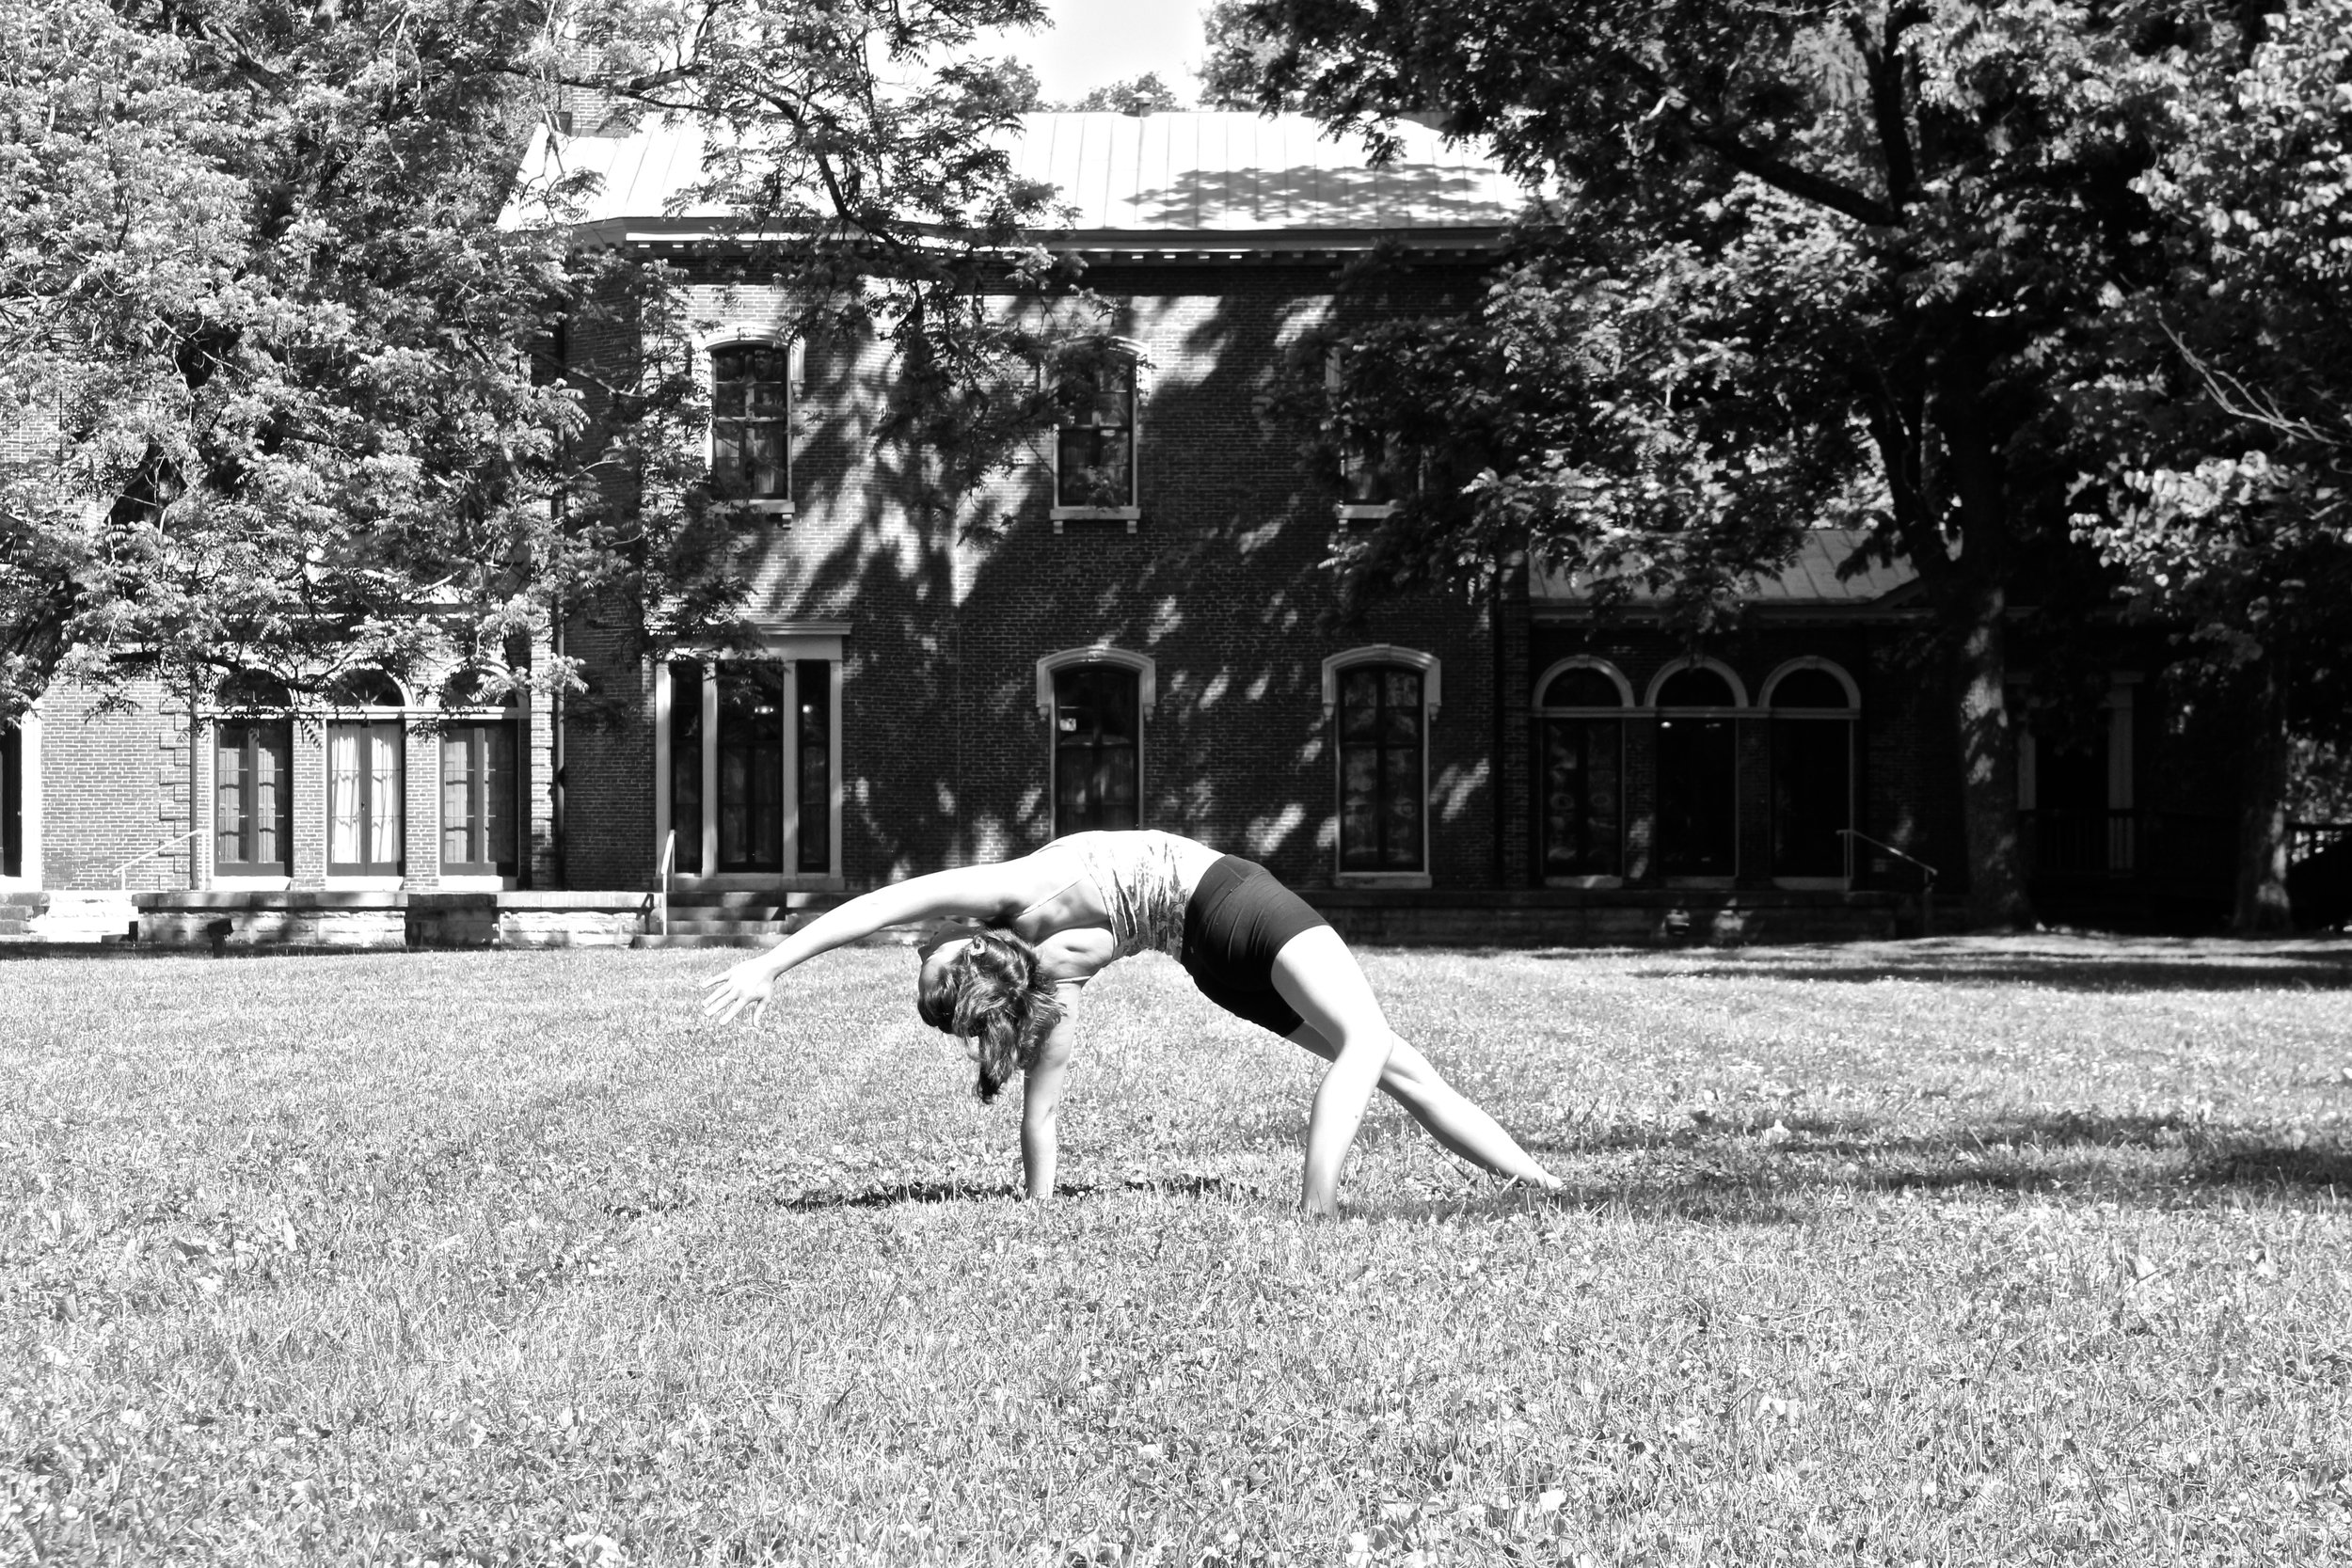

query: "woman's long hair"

left=915, top=927, right=1065, bottom=1102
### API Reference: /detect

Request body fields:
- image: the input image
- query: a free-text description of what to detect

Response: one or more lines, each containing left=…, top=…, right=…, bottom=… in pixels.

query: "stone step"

left=33, top=892, right=140, bottom=944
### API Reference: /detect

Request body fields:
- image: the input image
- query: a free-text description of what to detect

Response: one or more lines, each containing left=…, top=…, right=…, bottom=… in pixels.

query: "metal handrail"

left=653, top=829, right=675, bottom=936
left=1839, top=829, right=1938, bottom=936
left=115, top=829, right=202, bottom=891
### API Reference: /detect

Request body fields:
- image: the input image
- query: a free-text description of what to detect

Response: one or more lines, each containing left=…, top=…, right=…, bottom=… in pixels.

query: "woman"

left=701, top=829, right=1560, bottom=1216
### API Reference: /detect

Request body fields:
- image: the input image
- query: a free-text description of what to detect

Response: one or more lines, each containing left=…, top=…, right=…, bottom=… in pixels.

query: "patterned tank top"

left=1061, top=831, right=1195, bottom=959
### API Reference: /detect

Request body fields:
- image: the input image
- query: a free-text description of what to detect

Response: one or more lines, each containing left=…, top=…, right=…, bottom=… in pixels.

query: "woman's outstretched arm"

left=1019, top=999, right=1078, bottom=1198
left=701, top=863, right=1030, bottom=1025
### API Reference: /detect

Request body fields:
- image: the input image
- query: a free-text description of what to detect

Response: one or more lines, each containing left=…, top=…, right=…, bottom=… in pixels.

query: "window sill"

left=715, top=499, right=795, bottom=523
left=1050, top=505, right=1140, bottom=534
left=1663, top=876, right=1737, bottom=890
left=1772, top=876, right=1851, bottom=892
left=1334, top=503, right=1396, bottom=526
left=213, top=872, right=293, bottom=889
left=1333, top=872, right=1432, bottom=890
left=1544, top=875, right=1624, bottom=890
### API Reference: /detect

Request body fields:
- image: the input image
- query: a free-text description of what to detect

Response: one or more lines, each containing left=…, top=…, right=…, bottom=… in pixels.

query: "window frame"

left=1036, top=646, right=1155, bottom=837
left=1323, top=646, right=1439, bottom=888
left=208, top=680, right=294, bottom=887
left=654, top=628, right=847, bottom=891
left=1533, top=657, right=1633, bottom=888
left=1047, top=341, right=1144, bottom=531
left=1647, top=656, right=1747, bottom=887
left=0, top=713, right=23, bottom=883
left=437, top=673, right=523, bottom=884
left=701, top=331, right=802, bottom=521
left=1760, top=657, right=1860, bottom=889
left=1325, top=348, right=1416, bottom=523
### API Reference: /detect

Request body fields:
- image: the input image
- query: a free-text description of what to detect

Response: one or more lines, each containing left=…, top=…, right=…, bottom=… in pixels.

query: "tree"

left=1064, top=72, right=1187, bottom=116
left=0, top=0, right=1077, bottom=722
left=2069, top=0, right=2352, bottom=929
left=1246, top=0, right=2238, bottom=926
left=1199, top=1, right=1291, bottom=111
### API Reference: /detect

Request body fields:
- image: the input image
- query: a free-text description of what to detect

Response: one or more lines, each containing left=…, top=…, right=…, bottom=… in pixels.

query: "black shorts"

left=1179, top=855, right=1331, bottom=1037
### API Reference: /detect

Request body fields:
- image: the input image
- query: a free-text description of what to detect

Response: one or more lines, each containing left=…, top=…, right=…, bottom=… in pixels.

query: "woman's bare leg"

left=1289, top=1024, right=1559, bottom=1189
left=1270, top=926, right=1559, bottom=1212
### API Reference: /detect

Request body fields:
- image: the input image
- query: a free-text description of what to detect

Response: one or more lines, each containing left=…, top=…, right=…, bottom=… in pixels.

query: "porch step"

left=30, top=892, right=139, bottom=945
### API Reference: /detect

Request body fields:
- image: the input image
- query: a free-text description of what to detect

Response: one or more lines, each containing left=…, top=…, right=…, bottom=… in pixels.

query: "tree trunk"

left=2233, top=662, right=2294, bottom=933
left=1931, top=357, right=2032, bottom=931
left=1950, top=578, right=2032, bottom=929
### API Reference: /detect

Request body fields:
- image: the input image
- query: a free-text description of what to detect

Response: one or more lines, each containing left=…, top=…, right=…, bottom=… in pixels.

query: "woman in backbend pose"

left=701, top=829, right=1560, bottom=1216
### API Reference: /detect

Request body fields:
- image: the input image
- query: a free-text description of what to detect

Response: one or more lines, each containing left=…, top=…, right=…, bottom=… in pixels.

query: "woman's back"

left=1011, top=831, right=1218, bottom=960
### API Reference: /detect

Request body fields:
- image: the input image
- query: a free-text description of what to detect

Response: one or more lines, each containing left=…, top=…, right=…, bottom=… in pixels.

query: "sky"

left=979, top=0, right=1212, bottom=104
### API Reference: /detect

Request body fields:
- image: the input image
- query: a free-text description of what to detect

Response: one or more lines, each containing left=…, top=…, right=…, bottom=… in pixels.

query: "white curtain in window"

left=368, top=728, right=402, bottom=863
left=329, top=728, right=362, bottom=865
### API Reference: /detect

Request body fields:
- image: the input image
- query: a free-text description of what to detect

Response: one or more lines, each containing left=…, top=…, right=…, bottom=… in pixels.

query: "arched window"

left=1050, top=342, right=1141, bottom=520
left=1764, top=660, right=1859, bottom=882
left=1325, top=647, right=1438, bottom=878
left=326, top=671, right=405, bottom=878
left=1652, top=659, right=1743, bottom=880
left=1051, top=663, right=1141, bottom=834
left=439, top=669, right=520, bottom=879
left=215, top=674, right=293, bottom=877
left=709, top=341, right=792, bottom=506
left=1534, top=660, right=1631, bottom=882
left=0, top=717, right=19, bottom=880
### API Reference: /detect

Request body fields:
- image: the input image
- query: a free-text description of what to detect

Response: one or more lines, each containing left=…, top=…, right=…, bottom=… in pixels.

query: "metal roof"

left=505, top=112, right=1526, bottom=247
left=1529, top=529, right=1920, bottom=608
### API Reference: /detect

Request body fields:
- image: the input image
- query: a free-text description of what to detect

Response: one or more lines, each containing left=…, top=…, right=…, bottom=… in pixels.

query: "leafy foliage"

left=1245, top=0, right=2299, bottom=923
left=2071, top=1, right=2352, bottom=731
left=1063, top=71, right=1187, bottom=116
left=0, top=0, right=1086, bottom=720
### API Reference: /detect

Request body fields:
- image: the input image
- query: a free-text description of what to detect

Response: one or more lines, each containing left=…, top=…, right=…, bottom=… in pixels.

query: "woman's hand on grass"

left=702, top=956, right=778, bottom=1027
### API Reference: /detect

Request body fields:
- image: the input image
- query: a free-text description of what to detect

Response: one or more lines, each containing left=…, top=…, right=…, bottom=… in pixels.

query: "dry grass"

left=3, top=935, right=2350, bottom=1566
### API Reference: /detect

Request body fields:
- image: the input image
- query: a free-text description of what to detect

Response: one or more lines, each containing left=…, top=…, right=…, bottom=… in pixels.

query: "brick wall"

left=592, top=257, right=1505, bottom=891
left=34, top=676, right=194, bottom=891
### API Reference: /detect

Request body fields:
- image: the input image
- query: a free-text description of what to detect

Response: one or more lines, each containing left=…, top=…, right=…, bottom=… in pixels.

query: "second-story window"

left=711, top=343, right=789, bottom=503
left=1053, top=355, right=1137, bottom=510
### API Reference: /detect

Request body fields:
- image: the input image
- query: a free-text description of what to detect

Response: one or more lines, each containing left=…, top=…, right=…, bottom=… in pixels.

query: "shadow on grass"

left=765, top=1172, right=1274, bottom=1212
left=1597, top=941, right=2352, bottom=992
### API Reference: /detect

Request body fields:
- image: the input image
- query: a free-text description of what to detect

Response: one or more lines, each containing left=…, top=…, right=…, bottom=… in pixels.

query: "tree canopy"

left=0, top=0, right=1076, bottom=719
left=1247, top=0, right=2335, bottom=925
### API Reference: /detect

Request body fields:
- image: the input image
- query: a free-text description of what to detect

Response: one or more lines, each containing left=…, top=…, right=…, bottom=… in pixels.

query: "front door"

left=1053, top=665, right=1139, bottom=834
left=716, top=663, right=785, bottom=873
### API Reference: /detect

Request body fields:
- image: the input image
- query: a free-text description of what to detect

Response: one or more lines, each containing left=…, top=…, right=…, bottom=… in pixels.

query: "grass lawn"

left=4, top=936, right=2350, bottom=1566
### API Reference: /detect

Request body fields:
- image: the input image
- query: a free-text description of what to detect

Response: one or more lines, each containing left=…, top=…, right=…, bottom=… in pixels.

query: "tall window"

left=1655, top=664, right=1740, bottom=879
left=797, top=659, right=831, bottom=875
left=1052, top=353, right=1137, bottom=510
left=1536, top=664, right=1626, bottom=880
left=669, top=660, right=705, bottom=876
left=327, top=671, right=405, bottom=877
left=662, top=651, right=837, bottom=879
left=1053, top=664, right=1140, bottom=834
left=215, top=677, right=293, bottom=876
left=1338, top=665, right=1426, bottom=873
left=717, top=664, right=785, bottom=873
left=1327, top=349, right=1412, bottom=514
left=440, top=670, right=519, bottom=879
left=1, top=720, right=19, bottom=879
left=1768, top=664, right=1856, bottom=881
left=710, top=342, right=789, bottom=503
